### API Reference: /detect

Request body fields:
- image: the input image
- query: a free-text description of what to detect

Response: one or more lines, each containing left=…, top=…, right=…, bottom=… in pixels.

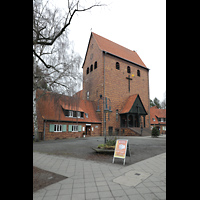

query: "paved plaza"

left=33, top=151, right=166, bottom=200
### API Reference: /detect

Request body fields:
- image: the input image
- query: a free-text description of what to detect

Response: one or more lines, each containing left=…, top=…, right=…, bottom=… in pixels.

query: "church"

left=36, top=32, right=151, bottom=140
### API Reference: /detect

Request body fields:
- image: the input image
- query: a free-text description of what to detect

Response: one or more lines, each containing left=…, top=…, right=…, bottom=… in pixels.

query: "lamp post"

left=96, top=97, right=112, bottom=144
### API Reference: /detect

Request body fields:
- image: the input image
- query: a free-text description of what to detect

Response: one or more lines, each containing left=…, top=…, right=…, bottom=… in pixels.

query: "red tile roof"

left=92, top=32, right=148, bottom=68
left=36, top=90, right=101, bottom=124
left=120, top=94, right=138, bottom=114
left=150, top=106, right=166, bottom=124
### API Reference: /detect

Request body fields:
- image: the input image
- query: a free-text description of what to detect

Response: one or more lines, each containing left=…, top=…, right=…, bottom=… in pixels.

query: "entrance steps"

left=128, top=127, right=151, bottom=136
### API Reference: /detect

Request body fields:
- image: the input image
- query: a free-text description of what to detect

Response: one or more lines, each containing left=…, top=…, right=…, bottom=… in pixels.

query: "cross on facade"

left=126, top=75, right=132, bottom=92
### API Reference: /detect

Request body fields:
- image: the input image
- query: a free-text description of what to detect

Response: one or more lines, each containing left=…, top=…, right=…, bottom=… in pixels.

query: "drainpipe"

left=103, top=51, right=106, bottom=141
left=43, top=119, right=46, bottom=141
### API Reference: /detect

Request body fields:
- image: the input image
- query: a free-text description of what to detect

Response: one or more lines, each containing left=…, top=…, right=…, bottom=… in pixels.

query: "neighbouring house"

left=36, top=89, right=101, bottom=140
left=150, top=106, right=166, bottom=134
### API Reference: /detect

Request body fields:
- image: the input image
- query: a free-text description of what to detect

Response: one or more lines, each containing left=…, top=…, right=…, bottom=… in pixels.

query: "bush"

left=151, top=127, right=160, bottom=137
left=106, top=138, right=116, bottom=146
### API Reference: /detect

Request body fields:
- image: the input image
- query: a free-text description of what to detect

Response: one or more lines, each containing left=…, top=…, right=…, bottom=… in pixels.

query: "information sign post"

left=112, top=139, right=131, bottom=165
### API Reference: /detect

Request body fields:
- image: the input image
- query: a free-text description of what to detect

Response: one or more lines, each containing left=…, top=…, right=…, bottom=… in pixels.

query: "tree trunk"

left=33, top=90, right=39, bottom=141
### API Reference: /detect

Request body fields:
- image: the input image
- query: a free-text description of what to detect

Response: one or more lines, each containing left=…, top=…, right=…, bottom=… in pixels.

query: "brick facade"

left=35, top=32, right=150, bottom=140
left=82, top=32, right=150, bottom=136
left=44, top=122, right=101, bottom=140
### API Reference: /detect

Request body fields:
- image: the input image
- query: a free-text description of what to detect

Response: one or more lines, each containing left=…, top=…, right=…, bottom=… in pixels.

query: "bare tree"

left=33, top=0, right=105, bottom=140
left=161, top=91, right=166, bottom=109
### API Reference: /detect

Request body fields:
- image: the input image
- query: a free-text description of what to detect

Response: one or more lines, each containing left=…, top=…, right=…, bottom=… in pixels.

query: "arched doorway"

left=128, top=115, right=133, bottom=127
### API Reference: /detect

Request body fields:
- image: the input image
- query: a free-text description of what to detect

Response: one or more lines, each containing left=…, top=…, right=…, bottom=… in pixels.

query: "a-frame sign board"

left=112, top=139, right=131, bottom=165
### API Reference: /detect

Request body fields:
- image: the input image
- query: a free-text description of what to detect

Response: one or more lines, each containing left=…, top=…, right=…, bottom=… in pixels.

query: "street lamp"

left=96, top=97, right=112, bottom=144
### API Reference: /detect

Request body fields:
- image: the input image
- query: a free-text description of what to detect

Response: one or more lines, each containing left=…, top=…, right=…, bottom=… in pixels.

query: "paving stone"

left=99, top=191, right=113, bottom=198
left=86, top=192, right=99, bottom=199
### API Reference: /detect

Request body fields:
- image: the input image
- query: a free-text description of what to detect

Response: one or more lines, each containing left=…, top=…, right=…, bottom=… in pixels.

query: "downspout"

left=43, top=119, right=46, bottom=141
left=103, top=51, right=106, bottom=139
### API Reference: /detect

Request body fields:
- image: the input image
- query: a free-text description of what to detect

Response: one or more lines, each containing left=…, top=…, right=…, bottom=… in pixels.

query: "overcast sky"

left=54, top=0, right=166, bottom=102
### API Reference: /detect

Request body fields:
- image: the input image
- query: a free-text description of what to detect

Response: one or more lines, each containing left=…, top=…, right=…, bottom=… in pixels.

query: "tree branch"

left=33, top=3, right=104, bottom=46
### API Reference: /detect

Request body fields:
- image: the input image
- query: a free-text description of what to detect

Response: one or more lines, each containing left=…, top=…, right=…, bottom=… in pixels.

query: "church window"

left=94, top=61, right=97, bottom=69
left=116, top=62, right=120, bottom=70
left=116, top=109, right=119, bottom=121
left=137, top=70, right=140, bottom=77
left=86, top=67, right=89, bottom=75
left=87, top=91, right=89, bottom=100
left=127, top=66, right=131, bottom=73
left=90, top=64, right=93, bottom=72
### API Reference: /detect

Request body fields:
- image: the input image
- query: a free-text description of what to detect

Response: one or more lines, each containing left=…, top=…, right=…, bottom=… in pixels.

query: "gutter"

left=102, top=50, right=149, bottom=70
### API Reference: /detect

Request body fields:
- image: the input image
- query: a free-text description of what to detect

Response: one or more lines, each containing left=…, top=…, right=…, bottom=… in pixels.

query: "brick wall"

left=82, top=34, right=150, bottom=136
left=44, top=121, right=101, bottom=140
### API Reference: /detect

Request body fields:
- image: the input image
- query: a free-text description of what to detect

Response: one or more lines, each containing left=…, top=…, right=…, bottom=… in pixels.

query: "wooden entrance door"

left=86, top=126, right=91, bottom=135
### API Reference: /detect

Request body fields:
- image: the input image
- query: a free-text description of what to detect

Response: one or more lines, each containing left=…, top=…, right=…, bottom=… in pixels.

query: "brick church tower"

left=82, top=32, right=150, bottom=136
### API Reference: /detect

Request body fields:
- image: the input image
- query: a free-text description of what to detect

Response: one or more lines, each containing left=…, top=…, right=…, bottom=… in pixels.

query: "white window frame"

left=77, top=111, right=80, bottom=118
left=153, top=118, right=155, bottom=121
left=69, top=111, right=73, bottom=117
left=54, top=124, right=62, bottom=132
left=72, top=125, right=78, bottom=132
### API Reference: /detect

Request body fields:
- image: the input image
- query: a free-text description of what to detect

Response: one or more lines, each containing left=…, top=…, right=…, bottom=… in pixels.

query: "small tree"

left=151, top=126, right=160, bottom=137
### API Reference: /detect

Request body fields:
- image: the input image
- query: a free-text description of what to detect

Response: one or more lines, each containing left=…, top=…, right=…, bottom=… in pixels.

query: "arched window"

left=87, top=91, right=89, bottom=100
left=137, top=69, right=140, bottom=77
left=116, top=62, right=120, bottom=70
left=90, top=64, right=93, bottom=72
left=127, top=66, right=131, bottom=73
left=86, top=67, right=89, bottom=75
left=94, top=61, right=97, bottom=69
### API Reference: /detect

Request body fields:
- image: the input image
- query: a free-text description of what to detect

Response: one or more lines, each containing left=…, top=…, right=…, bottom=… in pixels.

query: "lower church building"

left=36, top=32, right=151, bottom=140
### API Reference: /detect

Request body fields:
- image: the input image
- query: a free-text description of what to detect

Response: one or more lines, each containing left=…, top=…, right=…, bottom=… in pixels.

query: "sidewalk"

left=33, top=152, right=166, bottom=200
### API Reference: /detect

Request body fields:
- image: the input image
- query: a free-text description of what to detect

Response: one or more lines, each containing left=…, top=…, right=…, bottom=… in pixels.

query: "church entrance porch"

left=119, top=94, right=148, bottom=129
left=120, top=114, right=146, bottom=128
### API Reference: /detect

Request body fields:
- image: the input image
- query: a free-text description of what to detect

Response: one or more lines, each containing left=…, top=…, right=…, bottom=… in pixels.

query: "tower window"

left=86, top=67, right=89, bottom=75
left=137, top=70, right=140, bottom=77
left=127, top=66, right=131, bottom=73
left=116, top=62, right=120, bottom=70
left=116, top=109, right=119, bottom=121
left=87, top=91, right=89, bottom=100
left=90, top=64, right=93, bottom=72
left=94, top=61, right=97, bottom=69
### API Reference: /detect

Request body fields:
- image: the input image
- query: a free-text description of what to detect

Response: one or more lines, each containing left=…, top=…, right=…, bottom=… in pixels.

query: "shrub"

left=151, top=127, right=160, bottom=137
left=106, top=138, right=116, bottom=146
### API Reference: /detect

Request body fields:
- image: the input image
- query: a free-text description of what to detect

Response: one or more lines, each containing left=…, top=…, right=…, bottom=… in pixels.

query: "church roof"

left=92, top=32, right=148, bottom=69
left=120, top=94, right=147, bottom=115
left=120, top=94, right=138, bottom=114
left=36, top=89, right=101, bottom=124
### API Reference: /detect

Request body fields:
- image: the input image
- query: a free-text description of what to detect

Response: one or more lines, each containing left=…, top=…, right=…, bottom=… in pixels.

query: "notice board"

left=112, top=139, right=130, bottom=165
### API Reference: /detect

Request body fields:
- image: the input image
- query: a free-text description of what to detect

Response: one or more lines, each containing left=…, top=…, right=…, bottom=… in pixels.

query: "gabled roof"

left=150, top=106, right=166, bottom=124
left=36, top=89, right=101, bottom=124
left=92, top=32, right=148, bottom=69
left=120, top=94, right=138, bottom=114
left=120, top=94, right=147, bottom=115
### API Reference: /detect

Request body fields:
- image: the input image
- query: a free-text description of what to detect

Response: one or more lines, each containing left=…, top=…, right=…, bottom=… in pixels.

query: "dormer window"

left=77, top=111, right=80, bottom=118
left=69, top=111, right=73, bottom=117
